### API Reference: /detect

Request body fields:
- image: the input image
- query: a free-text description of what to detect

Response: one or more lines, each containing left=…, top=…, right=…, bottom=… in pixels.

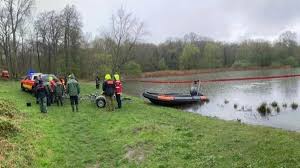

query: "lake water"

left=124, top=68, right=300, bottom=131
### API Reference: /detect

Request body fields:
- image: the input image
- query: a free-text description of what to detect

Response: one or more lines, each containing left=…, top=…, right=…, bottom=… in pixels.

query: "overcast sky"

left=35, top=0, right=300, bottom=43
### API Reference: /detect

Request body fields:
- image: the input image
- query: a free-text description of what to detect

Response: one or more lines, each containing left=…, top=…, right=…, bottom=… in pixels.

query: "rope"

left=133, top=74, right=300, bottom=84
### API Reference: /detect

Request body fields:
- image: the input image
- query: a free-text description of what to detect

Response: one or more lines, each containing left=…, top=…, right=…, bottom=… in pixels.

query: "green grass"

left=1, top=80, right=300, bottom=167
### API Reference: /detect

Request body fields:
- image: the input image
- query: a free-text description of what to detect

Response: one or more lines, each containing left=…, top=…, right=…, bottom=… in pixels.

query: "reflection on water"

left=124, top=68, right=300, bottom=131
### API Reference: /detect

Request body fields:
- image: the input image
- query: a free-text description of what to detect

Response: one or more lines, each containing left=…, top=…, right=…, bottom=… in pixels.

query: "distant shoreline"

left=138, top=66, right=292, bottom=78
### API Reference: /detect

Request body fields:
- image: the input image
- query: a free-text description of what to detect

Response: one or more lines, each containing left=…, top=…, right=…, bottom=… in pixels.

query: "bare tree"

left=0, top=4, right=11, bottom=72
left=279, top=31, right=297, bottom=47
left=61, top=4, right=82, bottom=73
left=0, top=0, right=33, bottom=77
left=104, top=7, right=145, bottom=73
left=34, top=11, right=62, bottom=73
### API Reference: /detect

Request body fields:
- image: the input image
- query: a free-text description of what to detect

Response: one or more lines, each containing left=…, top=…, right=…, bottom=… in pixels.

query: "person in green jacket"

left=66, top=74, right=80, bottom=112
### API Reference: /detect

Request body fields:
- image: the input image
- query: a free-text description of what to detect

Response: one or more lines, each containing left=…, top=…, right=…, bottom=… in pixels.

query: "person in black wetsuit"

left=190, top=80, right=199, bottom=96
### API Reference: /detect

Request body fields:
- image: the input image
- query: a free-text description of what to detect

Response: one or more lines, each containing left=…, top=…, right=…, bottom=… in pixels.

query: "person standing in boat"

left=190, top=80, right=200, bottom=96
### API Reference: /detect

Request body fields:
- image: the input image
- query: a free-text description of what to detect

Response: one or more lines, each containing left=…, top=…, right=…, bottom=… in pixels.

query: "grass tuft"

left=291, top=102, right=298, bottom=110
left=282, top=103, right=288, bottom=108
left=271, top=101, right=278, bottom=108
left=234, top=104, right=238, bottom=109
left=275, top=107, right=281, bottom=113
left=224, top=99, right=229, bottom=104
left=0, top=120, right=18, bottom=137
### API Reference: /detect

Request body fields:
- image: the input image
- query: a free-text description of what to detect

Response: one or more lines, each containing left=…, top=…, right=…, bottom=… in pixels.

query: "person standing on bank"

left=67, top=74, right=80, bottom=112
left=102, top=74, right=115, bottom=111
left=36, top=80, right=49, bottom=113
left=55, top=80, right=64, bottom=106
left=45, top=79, right=52, bottom=106
left=114, top=74, right=123, bottom=109
left=49, top=77, right=56, bottom=103
left=96, top=75, right=100, bottom=89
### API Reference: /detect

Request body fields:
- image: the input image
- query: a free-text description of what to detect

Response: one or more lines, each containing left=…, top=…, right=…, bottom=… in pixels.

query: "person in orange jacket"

left=114, top=74, right=123, bottom=109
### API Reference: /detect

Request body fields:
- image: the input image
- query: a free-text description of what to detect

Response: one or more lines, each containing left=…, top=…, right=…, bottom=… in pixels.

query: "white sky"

left=35, top=0, right=300, bottom=43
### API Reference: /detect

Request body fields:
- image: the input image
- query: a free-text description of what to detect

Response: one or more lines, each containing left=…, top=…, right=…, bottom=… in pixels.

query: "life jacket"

left=103, top=80, right=115, bottom=96
left=36, top=83, right=45, bottom=91
left=36, top=84, right=47, bottom=98
left=49, top=80, right=56, bottom=92
left=60, top=79, right=66, bottom=89
left=115, top=80, right=122, bottom=94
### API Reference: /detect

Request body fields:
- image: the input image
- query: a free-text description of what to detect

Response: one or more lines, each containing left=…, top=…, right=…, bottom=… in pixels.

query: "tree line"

left=1, top=0, right=300, bottom=79
left=134, top=31, right=300, bottom=72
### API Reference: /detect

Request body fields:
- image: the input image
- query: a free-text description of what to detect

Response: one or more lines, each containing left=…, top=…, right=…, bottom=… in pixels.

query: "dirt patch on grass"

left=124, top=141, right=153, bottom=164
left=0, top=99, right=20, bottom=118
left=0, top=120, right=18, bottom=137
left=125, top=147, right=145, bottom=163
left=0, top=154, right=4, bottom=162
left=0, top=99, right=20, bottom=138
left=0, top=138, right=14, bottom=163
left=0, top=99, right=23, bottom=167
left=132, top=124, right=160, bottom=135
left=86, top=162, right=101, bottom=168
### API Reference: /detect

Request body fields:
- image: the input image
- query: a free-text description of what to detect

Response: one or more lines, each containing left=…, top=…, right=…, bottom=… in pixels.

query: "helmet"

left=69, top=74, right=75, bottom=79
left=48, top=76, right=53, bottom=81
left=105, top=74, right=111, bottom=80
left=114, top=74, right=120, bottom=80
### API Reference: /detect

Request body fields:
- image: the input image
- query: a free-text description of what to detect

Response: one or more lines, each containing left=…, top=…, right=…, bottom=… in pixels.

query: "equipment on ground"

left=80, top=92, right=106, bottom=108
left=80, top=92, right=132, bottom=108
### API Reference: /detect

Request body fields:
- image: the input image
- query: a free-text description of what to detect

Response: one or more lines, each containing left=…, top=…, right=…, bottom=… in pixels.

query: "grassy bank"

left=140, top=66, right=291, bottom=78
left=1, top=80, right=300, bottom=167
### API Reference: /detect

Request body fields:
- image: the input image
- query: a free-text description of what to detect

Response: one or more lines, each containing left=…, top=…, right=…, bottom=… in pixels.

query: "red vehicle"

left=21, top=73, right=42, bottom=91
left=21, top=73, right=59, bottom=92
left=1, top=70, right=9, bottom=79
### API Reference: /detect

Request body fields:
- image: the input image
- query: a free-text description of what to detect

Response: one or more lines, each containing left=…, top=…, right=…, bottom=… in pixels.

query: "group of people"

left=32, top=72, right=122, bottom=113
left=101, top=73, right=123, bottom=111
left=33, top=74, right=80, bottom=113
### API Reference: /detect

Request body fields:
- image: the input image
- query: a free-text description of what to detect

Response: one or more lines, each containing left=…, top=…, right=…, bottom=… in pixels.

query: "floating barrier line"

left=133, top=74, right=300, bottom=84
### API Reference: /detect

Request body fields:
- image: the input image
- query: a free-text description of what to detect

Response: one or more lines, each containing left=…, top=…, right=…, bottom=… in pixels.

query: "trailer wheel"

left=96, top=97, right=106, bottom=108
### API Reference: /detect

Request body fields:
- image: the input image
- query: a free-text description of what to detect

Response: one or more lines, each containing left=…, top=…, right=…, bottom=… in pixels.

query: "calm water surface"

left=124, top=68, right=300, bottom=131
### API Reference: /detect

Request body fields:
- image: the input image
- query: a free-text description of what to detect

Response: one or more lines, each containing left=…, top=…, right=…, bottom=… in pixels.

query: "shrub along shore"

left=0, top=80, right=300, bottom=167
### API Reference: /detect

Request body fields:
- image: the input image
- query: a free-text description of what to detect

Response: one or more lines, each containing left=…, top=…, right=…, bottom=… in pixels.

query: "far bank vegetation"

left=1, top=0, right=300, bottom=79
